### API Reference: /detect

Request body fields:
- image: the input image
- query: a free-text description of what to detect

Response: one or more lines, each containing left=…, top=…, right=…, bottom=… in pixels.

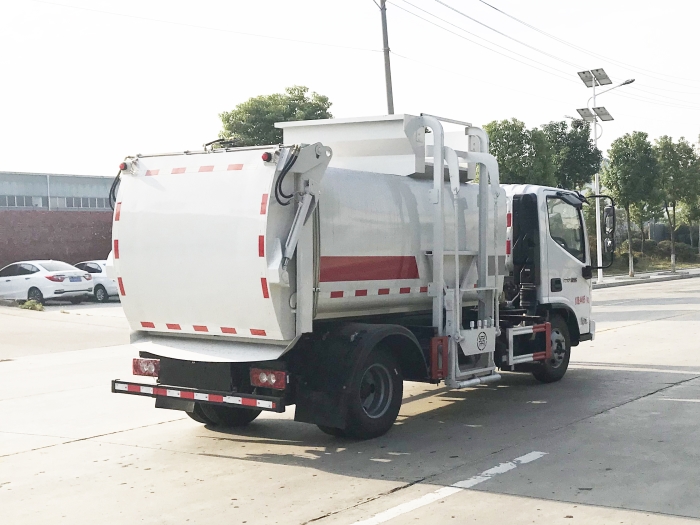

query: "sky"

left=1, top=0, right=699, bottom=176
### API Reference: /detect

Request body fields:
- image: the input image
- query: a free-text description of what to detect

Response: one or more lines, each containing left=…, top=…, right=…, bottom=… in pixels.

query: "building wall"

left=0, top=210, right=112, bottom=269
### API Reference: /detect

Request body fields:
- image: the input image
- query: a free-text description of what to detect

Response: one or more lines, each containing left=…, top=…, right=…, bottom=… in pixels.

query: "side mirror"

left=591, top=195, right=616, bottom=269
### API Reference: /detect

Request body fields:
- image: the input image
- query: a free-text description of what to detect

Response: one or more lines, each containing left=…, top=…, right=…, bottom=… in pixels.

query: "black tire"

left=94, top=285, right=109, bottom=303
left=317, top=425, right=348, bottom=437
left=186, top=403, right=217, bottom=424
left=27, top=287, right=44, bottom=305
left=345, top=347, right=403, bottom=440
left=532, top=315, right=571, bottom=383
left=69, top=298, right=83, bottom=305
left=199, top=404, right=262, bottom=427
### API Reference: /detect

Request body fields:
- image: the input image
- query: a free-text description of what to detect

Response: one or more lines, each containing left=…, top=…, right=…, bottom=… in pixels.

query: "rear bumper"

left=49, top=288, right=92, bottom=297
left=111, top=379, right=285, bottom=413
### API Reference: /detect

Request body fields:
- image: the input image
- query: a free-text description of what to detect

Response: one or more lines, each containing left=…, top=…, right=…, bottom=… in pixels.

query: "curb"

left=593, top=272, right=700, bottom=289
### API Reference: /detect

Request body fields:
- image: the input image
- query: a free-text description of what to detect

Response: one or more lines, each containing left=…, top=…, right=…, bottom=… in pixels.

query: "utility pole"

left=378, top=0, right=395, bottom=114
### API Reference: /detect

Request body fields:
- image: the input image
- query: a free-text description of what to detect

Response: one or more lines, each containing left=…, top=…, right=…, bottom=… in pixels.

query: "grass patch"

left=19, top=300, right=44, bottom=311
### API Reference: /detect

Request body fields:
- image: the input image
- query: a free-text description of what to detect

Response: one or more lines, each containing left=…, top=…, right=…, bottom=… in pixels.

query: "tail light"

left=45, top=274, right=65, bottom=282
left=250, top=368, right=286, bottom=390
left=83, top=274, right=92, bottom=281
left=133, top=358, right=160, bottom=377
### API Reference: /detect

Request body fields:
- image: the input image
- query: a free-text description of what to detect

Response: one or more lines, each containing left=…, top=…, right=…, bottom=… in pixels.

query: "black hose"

left=108, top=171, right=121, bottom=210
left=274, top=149, right=299, bottom=206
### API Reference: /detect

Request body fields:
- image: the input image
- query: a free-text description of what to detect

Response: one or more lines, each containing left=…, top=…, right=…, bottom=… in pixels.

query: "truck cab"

left=505, top=185, right=596, bottom=347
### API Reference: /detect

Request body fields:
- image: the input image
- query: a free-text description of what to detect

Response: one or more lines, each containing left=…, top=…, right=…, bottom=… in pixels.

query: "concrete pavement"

left=1, top=281, right=700, bottom=524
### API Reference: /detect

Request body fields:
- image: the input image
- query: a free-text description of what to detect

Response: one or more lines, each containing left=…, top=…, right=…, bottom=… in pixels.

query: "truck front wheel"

left=186, top=402, right=261, bottom=427
left=532, top=315, right=571, bottom=383
left=345, top=347, right=403, bottom=439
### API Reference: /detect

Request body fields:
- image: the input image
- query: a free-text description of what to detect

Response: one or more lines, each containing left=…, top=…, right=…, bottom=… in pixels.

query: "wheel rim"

left=359, top=363, right=393, bottom=419
left=96, top=287, right=106, bottom=301
left=549, top=329, right=567, bottom=368
left=28, top=289, right=41, bottom=302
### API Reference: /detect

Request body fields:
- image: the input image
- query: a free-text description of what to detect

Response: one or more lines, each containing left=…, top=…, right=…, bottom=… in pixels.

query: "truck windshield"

left=547, top=197, right=585, bottom=262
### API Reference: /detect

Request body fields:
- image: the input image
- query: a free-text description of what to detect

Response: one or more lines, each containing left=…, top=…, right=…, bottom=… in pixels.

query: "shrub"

left=657, top=240, right=698, bottom=262
left=620, top=239, right=657, bottom=255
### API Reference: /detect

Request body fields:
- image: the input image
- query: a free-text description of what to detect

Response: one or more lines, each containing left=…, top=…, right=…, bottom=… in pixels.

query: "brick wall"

left=0, top=210, right=112, bottom=269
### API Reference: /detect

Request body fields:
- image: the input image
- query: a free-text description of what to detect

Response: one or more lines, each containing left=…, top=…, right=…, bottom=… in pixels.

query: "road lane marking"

left=659, top=398, right=700, bottom=403
left=351, top=451, right=546, bottom=525
left=570, top=364, right=700, bottom=375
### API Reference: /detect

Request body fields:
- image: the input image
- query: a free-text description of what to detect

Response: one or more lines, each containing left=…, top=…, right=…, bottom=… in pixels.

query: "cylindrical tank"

left=314, top=167, right=507, bottom=319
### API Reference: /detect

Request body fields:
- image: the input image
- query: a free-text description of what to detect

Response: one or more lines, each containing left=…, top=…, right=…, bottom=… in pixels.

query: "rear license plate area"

left=70, top=276, right=81, bottom=282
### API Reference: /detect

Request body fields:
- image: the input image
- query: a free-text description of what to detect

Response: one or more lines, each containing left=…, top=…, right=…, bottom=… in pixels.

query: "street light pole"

left=575, top=70, right=635, bottom=284
left=379, top=0, right=395, bottom=114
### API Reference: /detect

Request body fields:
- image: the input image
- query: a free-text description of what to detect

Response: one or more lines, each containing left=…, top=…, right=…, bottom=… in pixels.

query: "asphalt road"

left=1, top=281, right=700, bottom=524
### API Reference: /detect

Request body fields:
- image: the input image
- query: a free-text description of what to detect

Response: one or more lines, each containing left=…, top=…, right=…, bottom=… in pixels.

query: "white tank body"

left=113, top=139, right=505, bottom=351
left=315, top=167, right=506, bottom=318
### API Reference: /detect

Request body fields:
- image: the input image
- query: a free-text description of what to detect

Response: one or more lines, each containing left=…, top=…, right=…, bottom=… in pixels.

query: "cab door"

left=544, top=192, right=592, bottom=336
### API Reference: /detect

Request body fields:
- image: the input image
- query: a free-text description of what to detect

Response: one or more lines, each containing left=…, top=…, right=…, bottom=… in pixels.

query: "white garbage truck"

left=110, top=114, right=615, bottom=439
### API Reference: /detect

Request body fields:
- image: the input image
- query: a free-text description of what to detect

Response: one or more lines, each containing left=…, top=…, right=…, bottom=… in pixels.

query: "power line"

left=389, top=1, right=577, bottom=85
left=27, top=0, right=382, bottom=54
left=396, top=0, right=577, bottom=81
left=434, top=0, right=583, bottom=69
left=474, top=0, right=700, bottom=87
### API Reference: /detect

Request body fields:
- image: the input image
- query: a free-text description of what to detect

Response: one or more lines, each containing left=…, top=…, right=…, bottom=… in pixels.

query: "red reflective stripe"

left=532, top=352, right=546, bottom=360
left=166, top=323, right=181, bottom=330
left=153, top=387, right=168, bottom=396
left=260, top=194, right=269, bottom=214
left=127, top=384, right=140, bottom=393
left=141, top=321, right=155, bottom=328
left=532, top=324, right=547, bottom=333
left=117, top=277, right=125, bottom=296
left=228, top=164, right=243, bottom=171
left=199, top=166, right=214, bottom=172
left=193, top=325, right=208, bottom=332
left=261, top=278, right=269, bottom=298
left=113, top=239, right=120, bottom=259
left=259, top=235, right=265, bottom=257
left=114, top=202, right=122, bottom=221
left=420, top=286, right=428, bottom=293
left=320, top=256, right=419, bottom=282
left=507, top=212, right=512, bottom=227
left=400, top=287, right=410, bottom=294
left=145, top=169, right=159, bottom=176
left=221, top=327, right=237, bottom=334
left=180, top=391, right=195, bottom=399
left=209, top=394, right=224, bottom=403
left=506, top=239, right=511, bottom=255
left=241, top=398, right=257, bottom=407
left=171, top=167, right=186, bottom=174
left=330, top=291, right=344, bottom=298
left=250, top=329, right=267, bottom=336
left=378, top=288, right=390, bottom=295
left=355, top=289, right=368, bottom=297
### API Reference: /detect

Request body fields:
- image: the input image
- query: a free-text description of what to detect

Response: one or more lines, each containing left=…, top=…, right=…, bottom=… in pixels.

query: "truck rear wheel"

left=532, top=315, right=570, bottom=383
left=345, top=347, right=403, bottom=440
left=187, top=402, right=261, bottom=427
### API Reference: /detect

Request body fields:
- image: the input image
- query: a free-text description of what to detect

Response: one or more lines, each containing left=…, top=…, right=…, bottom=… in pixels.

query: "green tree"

left=483, top=119, right=555, bottom=186
left=541, top=120, right=602, bottom=190
left=602, top=132, right=658, bottom=277
left=219, top=86, right=332, bottom=146
left=653, top=136, right=699, bottom=272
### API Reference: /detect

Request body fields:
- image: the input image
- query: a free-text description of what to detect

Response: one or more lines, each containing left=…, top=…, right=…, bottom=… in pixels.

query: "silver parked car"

left=74, top=260, right=119, bottom=303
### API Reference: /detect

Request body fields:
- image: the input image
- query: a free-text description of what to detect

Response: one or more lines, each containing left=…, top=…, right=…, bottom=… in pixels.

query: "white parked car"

left=0, top=260, right=93, bottom=304
left=74, top=260, right=119, bottom=303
